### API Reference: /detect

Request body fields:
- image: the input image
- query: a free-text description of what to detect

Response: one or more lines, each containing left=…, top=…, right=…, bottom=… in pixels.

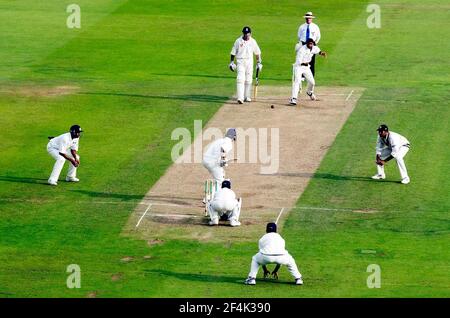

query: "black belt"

left=261, top=253, right=286, bottom=256
left=300, top=63, right=309, bottom=66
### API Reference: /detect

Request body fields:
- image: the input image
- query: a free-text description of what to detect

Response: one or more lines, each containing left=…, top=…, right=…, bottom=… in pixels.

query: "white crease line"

left=150, top=213, right=200, bottom=218
left=297, top=206, right=354, bottom=212
left=0, top=198, right=383, bottom=213
left=345, top=89, right=354, bottom=101
left=275, top=207, right=285, bottom=224
left=135, top=203, right=152, bottom=228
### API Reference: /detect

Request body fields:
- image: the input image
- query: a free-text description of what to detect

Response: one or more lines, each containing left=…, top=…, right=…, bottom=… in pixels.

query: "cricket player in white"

left=202, top=128, right=236, bottom=183
left=372, top=124, right=411, bottom=184
left=46, top=125, right=82, bottom=186
left=290, top=38, right=327, bottom=105
left=298, top=11, right=321, bottom=76
left=229, top=26, right=262, bottom=104
left=245, top=223, right=303, bottom=285
left=207, top=180, right=242, bottom=226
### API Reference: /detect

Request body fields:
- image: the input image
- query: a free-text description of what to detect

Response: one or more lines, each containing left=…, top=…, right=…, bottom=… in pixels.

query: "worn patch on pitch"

left=0, top=85, right=79, bottom=97
left=124, top=86, right=363, bottom=242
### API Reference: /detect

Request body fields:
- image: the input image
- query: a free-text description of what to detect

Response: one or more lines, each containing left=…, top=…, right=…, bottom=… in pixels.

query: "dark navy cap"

left=266, top=222, right=277, bottom=233
left=376, top=124, right=389, bottom=132
left=70, top=125, right=83, bottom=133
left=222, top=180, right=231, bottom=189
left=242, top=26, right=251, bottom=34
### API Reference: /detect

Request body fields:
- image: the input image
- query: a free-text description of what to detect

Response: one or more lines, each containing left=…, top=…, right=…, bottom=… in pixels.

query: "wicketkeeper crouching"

left=207, top=180, right=242, bottom=227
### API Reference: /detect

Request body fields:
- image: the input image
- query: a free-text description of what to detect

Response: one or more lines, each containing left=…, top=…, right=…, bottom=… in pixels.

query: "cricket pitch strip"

left=124, top=86, right=363, bottom=242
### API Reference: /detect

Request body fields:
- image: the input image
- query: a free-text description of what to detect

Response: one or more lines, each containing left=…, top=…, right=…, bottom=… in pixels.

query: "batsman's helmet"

left=376, top=124, right=389, bottom=132
left=266, top=222, right=277, bottom=233
left=222, top=180, right=231, bottom=189
left=225, top=128, right=237, bottom=140
left=242, top=26, right=251, bottom=34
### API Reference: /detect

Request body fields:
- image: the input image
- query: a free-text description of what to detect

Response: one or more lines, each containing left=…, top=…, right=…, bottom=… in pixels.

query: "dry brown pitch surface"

left=125, top=86, right=363, bottom=242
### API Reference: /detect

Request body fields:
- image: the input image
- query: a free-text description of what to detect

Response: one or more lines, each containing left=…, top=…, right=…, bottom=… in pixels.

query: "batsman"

left=202, top=128, right=237, bottom=201
left=229, top=26, right=262, bottom=104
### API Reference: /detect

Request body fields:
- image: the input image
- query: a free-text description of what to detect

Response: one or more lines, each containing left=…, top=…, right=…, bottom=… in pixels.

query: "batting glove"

left=229, top=62, right=237, bottom=72
left=256, top=62, right=263, bottom=71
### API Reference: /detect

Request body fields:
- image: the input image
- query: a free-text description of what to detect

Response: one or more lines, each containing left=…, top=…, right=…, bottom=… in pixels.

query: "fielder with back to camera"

left=229, top=26, right=262, bottom=104
left=372, top=124, right=411, bottom=184
left=207, top=180, right=242, bottom=227
left=244, top=222, right=303, bottom=285
left=46, top=125, right=82, bottom=186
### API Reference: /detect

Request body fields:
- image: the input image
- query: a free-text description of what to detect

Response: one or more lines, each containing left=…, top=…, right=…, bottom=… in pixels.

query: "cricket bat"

left=253, top=67, right=259, bottom=100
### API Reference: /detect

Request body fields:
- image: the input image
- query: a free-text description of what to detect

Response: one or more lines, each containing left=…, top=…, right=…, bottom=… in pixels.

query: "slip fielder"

left=372, top=124, right=411, bottom=184
left=206, top=180, right=242, bottom=227
left=229, top=26, right=262, bottom=104
left=46, top=125, right=82, bottom=186
left=244, top=222, right=303, bottom=285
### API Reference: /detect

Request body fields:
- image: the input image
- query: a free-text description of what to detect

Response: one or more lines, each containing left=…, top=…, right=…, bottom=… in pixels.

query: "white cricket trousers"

left=248, top=252, right=302, bottom=279
left=208, top=198, right=241, bottom=223
left=292, top=64, right=315, bottom=99
left=202, top=159, right=225, bottom=183
left=47, top=145, right=78, bottom=183
left=377, top=146, right=410, bottom=179
left=236, top=58, right=253, bottom=101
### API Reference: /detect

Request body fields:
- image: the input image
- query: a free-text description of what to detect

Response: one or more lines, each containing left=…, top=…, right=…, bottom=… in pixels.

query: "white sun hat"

left=303, top=11, right=316, bottom=18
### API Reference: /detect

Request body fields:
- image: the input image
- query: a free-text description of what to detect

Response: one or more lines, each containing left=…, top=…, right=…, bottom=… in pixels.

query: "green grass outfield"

left=0, top=0, right=449, bottom=297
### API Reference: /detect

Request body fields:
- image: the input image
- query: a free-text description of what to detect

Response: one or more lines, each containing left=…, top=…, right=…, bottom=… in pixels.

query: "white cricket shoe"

left=48, top=180, right=58, bottom=186
left=209, top=218, right=219, bottom=226
left=371, top=174, right=386, bottom=180
left=244, top=97, right=252, bottom=102
left=229, top=219, right=241, bottom=227
left=66, top=176, right=79, bottom=182
left=401, top=177, right=410, bottom=184
left=244, top=277, right=256, bottom=285
left=289, top=97, right=297, bottom=105
left=295, top=278, right=303, bottom=285
left=307, top=92, right=316, bottom=100
left=237, top=99, right=244, bottom=104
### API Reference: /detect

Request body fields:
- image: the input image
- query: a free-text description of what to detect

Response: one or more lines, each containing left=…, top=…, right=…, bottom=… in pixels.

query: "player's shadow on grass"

left=147, top=269, right=294, bottom=285
left=313, top=173, right=399, bottom=183
left=0, top=176, right=48, bottom=185
left=151, top=72, right=290, bottom=82
left=71, top=190, right=143, bottom=201
left=146, top=269, right=242, bottom=284
left=275, top=172, right=399, bottom=183
left=79, top=91, right=228, bottom=103
left=72, top=190, right=200, bottom=205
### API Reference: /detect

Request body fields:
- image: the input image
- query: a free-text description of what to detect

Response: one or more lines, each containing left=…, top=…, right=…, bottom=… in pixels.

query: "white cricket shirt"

left=376, top=131, right=410, bottom=158
left=258, top=232, right=288, bottom=255
left=294, top=44, right=321, bottom=65
left=230, top=36, right=261, bottom=60
left=48, top=132, right=79, bottom=153
left=203, top=137, right=233, bottom=162
left=211, top=188, right=237, bottom=212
